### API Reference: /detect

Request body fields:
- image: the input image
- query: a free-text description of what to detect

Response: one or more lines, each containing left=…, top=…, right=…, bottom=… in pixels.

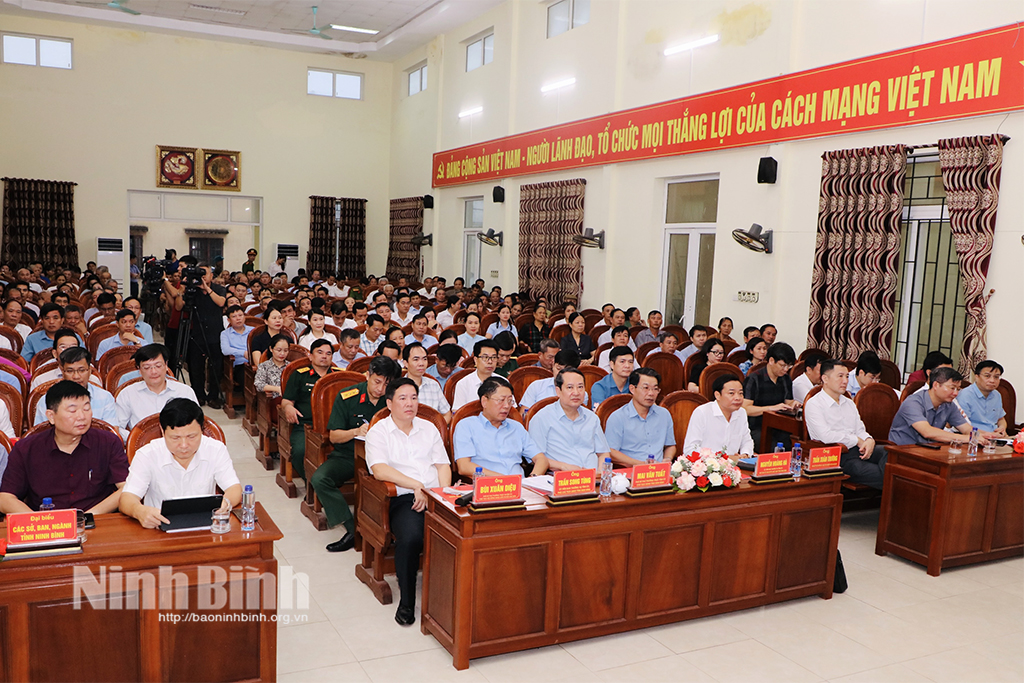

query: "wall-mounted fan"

left=477, top=229, right=503, bottom=247
left=76, top=0, right=140, bottom=15
left=732, top=223, right=773, bottom=254
left=283, top=6, right=333, bottom=40
left=411, top=233, right=433, bottom=247
left=572, top=228, right=605, bottom=249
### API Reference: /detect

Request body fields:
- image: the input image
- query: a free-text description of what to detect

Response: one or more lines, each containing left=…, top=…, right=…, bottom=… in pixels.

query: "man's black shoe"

left=326, top=532, right=355, bottom=552
left=207, top=398, right=223, bottom=410
left=395, top=605, right=415, bottom=626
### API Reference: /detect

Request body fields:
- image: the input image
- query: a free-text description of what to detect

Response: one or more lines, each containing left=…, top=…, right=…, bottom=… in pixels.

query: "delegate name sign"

left=552, top=469, right=596, bottom=497
left=7, top=509, right=78, bottom=546
left=807, top=446, right=842, bottom=471
left=433, top=23, right=1023, bottom=187
left=631, top=462, right=673, bottom=489
left=754, top=452, right=792, bottom=478
left=473, top=475, right=523, bottom=505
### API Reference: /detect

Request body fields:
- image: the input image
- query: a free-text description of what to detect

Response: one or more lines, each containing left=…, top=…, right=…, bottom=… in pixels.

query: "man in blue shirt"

left=21, top=303, right=76, bottom=362
left=889, top=367, right=980, bottom=446
left=592, top=346, right=633, bottom=408
left=220, top=304, right=254, bottom=389
left=605, top=368, right=676, bottom=465
left=520, top=349, right=582, bottom=414
left=425, top=344, right=462, bottom=390
left=454, top=376, right=548, bottom=477
left=32, top=347, right=118, bottom=426
left=96, top=309, right=147, bottom=359
left=123, top=297, right=153, bottom=343
left=528, top=368, right=609, bottom=471
left=956, top=360, right=1007, bottom=434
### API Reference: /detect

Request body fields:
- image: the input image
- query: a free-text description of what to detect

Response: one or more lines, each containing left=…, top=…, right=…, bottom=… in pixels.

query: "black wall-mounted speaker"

left=492, top=186, right=505, bottom=203
left=422, top=194, right=434, bottom=209
left=757, top=157, right=778, bottom=184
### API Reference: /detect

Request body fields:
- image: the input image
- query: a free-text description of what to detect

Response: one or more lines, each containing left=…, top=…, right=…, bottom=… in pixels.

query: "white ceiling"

left=0, top=0, right=502, bottom=59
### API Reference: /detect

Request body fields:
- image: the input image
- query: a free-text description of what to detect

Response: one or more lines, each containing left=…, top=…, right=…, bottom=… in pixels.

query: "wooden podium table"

left=0, top=503, right=283, bottom=682
left=422, top=478, right=843, bottom=670
left=876, top=444, right=1024, bottom=576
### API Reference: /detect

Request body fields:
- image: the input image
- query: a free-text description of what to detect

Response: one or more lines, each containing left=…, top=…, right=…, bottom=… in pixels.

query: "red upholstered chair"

left=642, top=352, right=684, bottom=399
left=524, top=396, right=558, bottom=429
left=442, top=367, right=475, bottom=409
left=595, top=393, right=632, bottom=430
left=698, top=362, right=744, bottom=402
left=126, top=413, right=225, bottom=463
left=997, top=379, right=1020, bottom=435
left=578, top=365, right=607, bottom=409
left=636, top=341, right=659, bottom=364
left=855, top=382, right=901, bottom=442
left=508, top=366, right=551, bottom=403
left=900, top=380, right=925, bottom=403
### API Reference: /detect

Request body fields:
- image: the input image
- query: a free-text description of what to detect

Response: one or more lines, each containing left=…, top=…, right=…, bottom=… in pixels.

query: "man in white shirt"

left=392, top=292, right=415, bottom=327
left=792, top=353, right=824, bottom=403
left=364, top=378, right=451, bottom=626
left=676, top=326, right=707, bottom=364
left=115, top=344, right=198, bottom=433
left=683, top=375, right=755, bottom=456
left=520, top=350, right=581, bottom=415
left=597, top=309, right=637, bottom=351
left=804, top=359, right=885, bottom=489
left=417, top=277, right=436, bottom=300
left=325, top=275, right=349, bottom=299
left=452, top=339, right=498, bottom=412
left=119, top=398, right=241, bottom=528
left=436, top=295, right=460, bottom=329
left=596, top=327, right=640, bottom=373
left=403, top=342, right=451, bottom=421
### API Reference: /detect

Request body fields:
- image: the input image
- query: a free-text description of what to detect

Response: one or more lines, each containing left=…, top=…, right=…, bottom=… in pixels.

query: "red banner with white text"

left=433, top=23, right=1023, bottom=187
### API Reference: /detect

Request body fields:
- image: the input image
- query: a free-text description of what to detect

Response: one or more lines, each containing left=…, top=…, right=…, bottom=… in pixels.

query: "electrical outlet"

left=737, top=290, right=759, bottom=303
left=490, top=270, right=499, bottom=278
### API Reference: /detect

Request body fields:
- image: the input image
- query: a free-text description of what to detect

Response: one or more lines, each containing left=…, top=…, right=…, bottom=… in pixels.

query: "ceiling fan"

left=76, top=0, right=141, bottom=15
left=283, top=6, right=333, bottom=40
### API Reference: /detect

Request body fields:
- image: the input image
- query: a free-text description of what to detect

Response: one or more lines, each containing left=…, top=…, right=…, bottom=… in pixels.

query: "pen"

left=88, top=469, right=92, bottom=481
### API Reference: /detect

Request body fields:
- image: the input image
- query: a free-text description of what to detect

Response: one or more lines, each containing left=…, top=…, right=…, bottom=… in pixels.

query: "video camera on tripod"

left=140, top=250, right=203, bottom=304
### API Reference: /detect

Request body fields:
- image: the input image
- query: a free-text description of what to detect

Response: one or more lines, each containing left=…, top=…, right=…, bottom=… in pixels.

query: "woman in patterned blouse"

left=254, top=334, right=292, bottom=397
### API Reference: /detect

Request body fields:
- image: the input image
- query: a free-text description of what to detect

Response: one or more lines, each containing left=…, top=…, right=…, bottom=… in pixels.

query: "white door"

left=463, top=232, right=481, bottom=284
left=661, top=228, right=716, bottom=327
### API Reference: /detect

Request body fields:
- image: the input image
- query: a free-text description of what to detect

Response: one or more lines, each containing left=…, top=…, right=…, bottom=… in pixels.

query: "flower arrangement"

left=671, top=448, right=743, bottom=492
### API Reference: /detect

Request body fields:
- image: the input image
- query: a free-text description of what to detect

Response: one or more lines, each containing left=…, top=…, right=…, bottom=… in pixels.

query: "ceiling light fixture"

left=330, top=24, right=379, bottom=35
left=664, top=34, right=719, bottom=56
left=188, top=4, right=246, bottom=15
left=459, top=106, right=483, bottom=118
left=541, top=77, right=576, bottom=93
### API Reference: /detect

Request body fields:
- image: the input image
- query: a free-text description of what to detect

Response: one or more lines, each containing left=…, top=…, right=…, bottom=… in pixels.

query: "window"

left=2, top=33, right=72, bottom=68
left=547, top=0, right=589, bottom=38
left=408, top=62, right=427, bottom=96
left=307, top=68, right=363, bottom=100
left=463, top=198, right=484, bottom=284
left=466, top=33, right=494, bottom=72
left=189, top=237, right=224, bottom=266
left=891, top=154, right=964, bottom=381
left=661, top=178, right=719, bottom=327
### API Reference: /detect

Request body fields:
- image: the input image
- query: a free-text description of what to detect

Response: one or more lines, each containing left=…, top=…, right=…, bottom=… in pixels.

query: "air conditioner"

left=273, top=243, right=300, bottom=279
left=96, top=237, right=126, bottom=292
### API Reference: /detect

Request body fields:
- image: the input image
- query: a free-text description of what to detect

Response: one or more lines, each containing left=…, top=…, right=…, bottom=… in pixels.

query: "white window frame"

left=465, top=32, right=494, bottom=72
left=307, top=68, right=364, bottom=100
left=546, top=0, right=589, bottom=39
left=1, top=32, right=73, bottom=69
left=462, top=198, right=484, bottom=284
left=408, top=62, right=427, bottom=96
left=659, top=174, right=719, bottom=328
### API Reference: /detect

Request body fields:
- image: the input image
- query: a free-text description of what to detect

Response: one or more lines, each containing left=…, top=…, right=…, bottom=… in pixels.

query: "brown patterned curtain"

left=806, top=147, right=907, bottom=361
left=307, top=196, right=366, bottom=278
left=937, top=134, right=1004, bottom=374
left=518, top=179, right=586, bottom=303
left=2, top=178, right=79, bottom=268
left=386, top=197, right=422, bottom=281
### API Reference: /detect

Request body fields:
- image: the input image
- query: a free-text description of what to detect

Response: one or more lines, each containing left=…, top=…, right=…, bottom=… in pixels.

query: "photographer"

left=181, top=264, right=227, bottom=409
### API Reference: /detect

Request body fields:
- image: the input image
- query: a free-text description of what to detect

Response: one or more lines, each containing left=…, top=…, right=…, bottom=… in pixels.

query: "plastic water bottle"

left=40, top=497, right=55, bottom=511
left=646, top=454, right=657, bottom=466
left=791, top=443, right=803, bottom=480
left=774, top=442, right=785, bottom=453
left=599, top=457, right=613, bottom=497
left=241, top=485, right=256, bottom=531
left=966, top=428, right=979, bottom=458
left=474, top=466, right=483, bottom=484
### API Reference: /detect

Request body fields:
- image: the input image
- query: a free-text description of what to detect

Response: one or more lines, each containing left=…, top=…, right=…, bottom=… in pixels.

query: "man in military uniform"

left=318, top=356, right=402, bottom=553
left=281, top=339, right=339, bottom=480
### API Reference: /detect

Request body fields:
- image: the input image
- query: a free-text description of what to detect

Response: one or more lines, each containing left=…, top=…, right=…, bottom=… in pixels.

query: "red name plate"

left=553, top=469, right=596, bottom=496
left=473, top=475, right=523, bottom=504
left=754, top=452, right=792, bottom=477
left=6, top=509, right=78, bottom=546
left=807, top=446, right=842, bottom=471
left=631, top=462, right=673, bottom=488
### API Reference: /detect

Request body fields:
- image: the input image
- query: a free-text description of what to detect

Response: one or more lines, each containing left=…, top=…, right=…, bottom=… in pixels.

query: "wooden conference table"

left=876, top=443, right=1023, bottom=576
left=421, top=477, right=843, bottom=670
left=0, top=503, right=282, bottom=682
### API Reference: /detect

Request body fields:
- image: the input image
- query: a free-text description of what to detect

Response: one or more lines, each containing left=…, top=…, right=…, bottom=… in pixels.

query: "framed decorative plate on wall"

left=156, top=145, right=198, bottom=189
left=201, top=149, right=241, bottom=191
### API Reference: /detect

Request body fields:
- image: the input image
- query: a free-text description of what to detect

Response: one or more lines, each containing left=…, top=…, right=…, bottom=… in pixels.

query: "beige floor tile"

left=646, top=613, right=749, bottom=654
left=560, top=630, right=674, bottom=671
left=681, top=639, right=822, bottom=683
left=943, top=556, right=1023, bottom=587
left=596, top=653, right=715, bottom=682
left=751, top=617, right=896, bottom=679
left=359, top=648, right=489, bottom=683
left=331, top=607, right=442, bottom=661
left=903, top=644, right=1022, bottom=682
left=727, top=601, right=828, bottom=641
left=789, top=593, right=882, bottom=630
left=828, top=662, right=934, bottom=683
left=867, top=553, right=990, bottom=597
left=841, top=568, right=937, bottom=611
left=471, top=645, right=597, bottom=682
left=827, top=611, right=959, bottom=661
left=279, top=663, right=371, bottom=683
left=278, top=621, right=357, bottom=675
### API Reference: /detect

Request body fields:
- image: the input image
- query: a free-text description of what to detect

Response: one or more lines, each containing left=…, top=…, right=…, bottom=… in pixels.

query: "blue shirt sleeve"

left=453, top=417, right=474, bottom=461
left=604, top=409, right=625, bottom=450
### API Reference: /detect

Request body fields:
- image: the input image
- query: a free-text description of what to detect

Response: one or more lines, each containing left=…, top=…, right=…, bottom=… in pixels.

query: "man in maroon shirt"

left=0, top=381, right=128, bottom=513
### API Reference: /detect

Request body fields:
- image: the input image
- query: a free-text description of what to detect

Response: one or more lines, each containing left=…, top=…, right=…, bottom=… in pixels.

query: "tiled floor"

left=213, top=409, right=1024, bottom=683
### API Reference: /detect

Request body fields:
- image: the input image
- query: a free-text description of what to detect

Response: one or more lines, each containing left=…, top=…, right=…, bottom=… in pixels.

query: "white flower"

left=699, top=447, right=713, bottom=458
left=708, top=459, right=721, bottom=472
left=708, top=472, right=723, bottom=487
left=671, top=460, right=683, bottom=476
left=677, top=473, right=696, bottom=491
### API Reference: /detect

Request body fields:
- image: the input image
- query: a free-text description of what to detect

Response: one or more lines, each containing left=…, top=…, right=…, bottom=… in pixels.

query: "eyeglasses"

left=708, top=349, right=724, bottom=356
left=478, top=355, right=498, bottom=361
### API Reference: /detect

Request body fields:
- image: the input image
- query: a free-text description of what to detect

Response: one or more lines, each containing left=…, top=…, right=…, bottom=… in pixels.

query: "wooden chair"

left=798, top=348, right=826, bottom=361
left=578, top=365, right=607, bottom=409
left=0, top=349, right=28, bottom=373
left=841, top=360, right=858, bottom=372
left=87, top=315, right=115, bottom=331
left=698, top=362, right=744, bottom=401
left=29, top=348, right=55, bottom=375
left=662, top=325, right=689, bottom=345
left=301, top=370, right=366, bottom=529
left=347, top=356, right=373, bottom=374
left=241, top=326, right=271, bottom=437
left=86, top=325, right=118, bottom=364
left=23, top=418, right=123, bottom=443
left=582, top=313, right=604, bottom=332
left=517, top=353, right=539, bottom=367
left=589, top=325, right=609, bottom=348
left=578, top=308, right=600, bottom=317
left=721, top=338, right=739, bottom=356
left=126, top=413, right=226, bottom=463
left=628, top=325, right=647, bottom=341
left=0, top=325, right=23, bottom=354
left=855, top=382, right=901, bottom=442
left=98, top=345, right=137, bottom=379
left=789, top=360, right=806, bottom=381
left=253, top=345, right=309, bottom=469
left=595, top=393, right=632, bottom=430
left=727, top=348, right=750, bottom=366
left=514, top=314, right=534, bottom=329
left=900, top=380, right=925, bottom=403
left=746, top=361, right=767, bottom=377
left=524, top=396, right=558, bottom=429
left=480, top=313, right=499, bottom=331
left=32, top=358, right=59, bottom=381
left=0, top=365, right=28, bottom=400
left=636, top=341, right=659, bottom=364
left=660, top=390, right=709, bottom=452
left=0, top=430, right=12, bottom=456
left=878, top=359, right=902, bottom=390
left=594, top=342, right=614, bottom=362
left=0, top=382, right=23, bottom=437
left=449, top=400, right=526, bottom=459
left=642, top=352, right=684, bottom=398
left=549, top=325, right=572, bottom=343
left=682, top=352, right=704, bottom=390
left=275, top=358, right=312, bottom=496
left=459, top=356, right=477, bottom=369
left=442, top=367, right=475, bottom=409
left=447, top=323, right=466, bottom=336
left=355, top=403, right=448, bottom=605
left=508, top=366, right=551, bottom=403
left=26, top=380, right=58, bottom=429
left=104, top=361, right=143, bottom=394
